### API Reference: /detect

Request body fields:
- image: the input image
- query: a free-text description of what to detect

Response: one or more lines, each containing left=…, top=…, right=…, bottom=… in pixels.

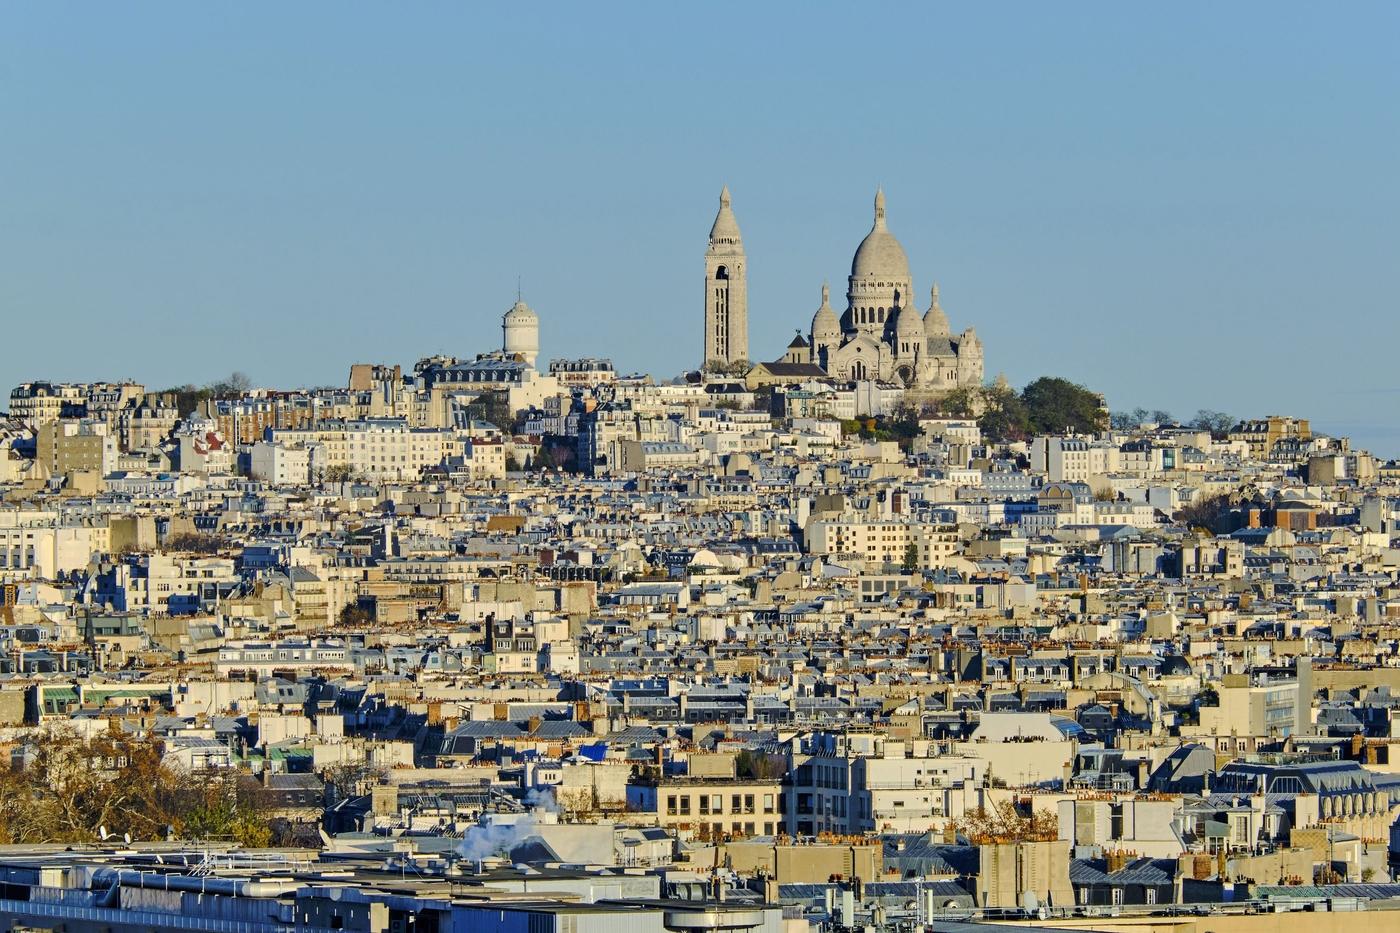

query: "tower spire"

left=874, top=187, right=886, bottom=228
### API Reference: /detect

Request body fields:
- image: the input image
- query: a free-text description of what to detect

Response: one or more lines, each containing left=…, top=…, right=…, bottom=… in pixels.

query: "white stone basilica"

left=812, top=189, right=983, bottom=392
left=706, top=187, right=985, bottom=396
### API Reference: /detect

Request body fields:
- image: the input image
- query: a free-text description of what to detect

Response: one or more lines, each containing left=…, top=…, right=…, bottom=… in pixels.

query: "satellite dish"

left=99, top=826, right=109, bottom=841
left=123, top=833, right=131, bottom=845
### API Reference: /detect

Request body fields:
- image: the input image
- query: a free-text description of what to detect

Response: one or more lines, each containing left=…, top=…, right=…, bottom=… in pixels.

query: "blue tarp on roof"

left=577, top=742, right=608, bottom=762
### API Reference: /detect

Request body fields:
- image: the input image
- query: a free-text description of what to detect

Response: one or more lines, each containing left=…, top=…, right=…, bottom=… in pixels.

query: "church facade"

left=705, top=188, right=985, bottom=397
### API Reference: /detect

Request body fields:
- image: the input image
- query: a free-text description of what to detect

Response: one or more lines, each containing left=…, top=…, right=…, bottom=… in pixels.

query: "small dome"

left=708, top=185, right=742, bottom=246
left=850, top=188, right=911, bottom=280
left=503, top=299, right=537, bottom=324
left=894, top=303, right=922, bottom=339
left=811, top=283, right=840, bottom=339
left=924, top=283, right=950, bottom=336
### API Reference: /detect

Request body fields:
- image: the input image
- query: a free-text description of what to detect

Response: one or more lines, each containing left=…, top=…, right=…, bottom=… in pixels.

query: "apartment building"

left=269, top=419, right=464, bottom=481
left=805, top=518, right=960, bottom=569
left=627, top=775, right=784, bottom=840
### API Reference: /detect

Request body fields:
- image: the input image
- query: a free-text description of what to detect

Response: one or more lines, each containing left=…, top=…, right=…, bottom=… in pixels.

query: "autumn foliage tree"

left=950, top=801, right=1059, bottom=844
left=0, top=727, right=274, bottom=846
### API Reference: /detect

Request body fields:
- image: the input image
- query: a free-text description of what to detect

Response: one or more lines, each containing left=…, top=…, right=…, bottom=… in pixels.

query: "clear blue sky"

left=3, top=3, right=1398, bottom=451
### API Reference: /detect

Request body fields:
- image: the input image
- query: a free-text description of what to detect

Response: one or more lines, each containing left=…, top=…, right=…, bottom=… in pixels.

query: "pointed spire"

left=924, top=281, right=950, bottom=337
left=874, top=187, right=887, bottom=228
left=709, top=185, right=742, bottom=247
left=820, top=281, right=831, bottom=308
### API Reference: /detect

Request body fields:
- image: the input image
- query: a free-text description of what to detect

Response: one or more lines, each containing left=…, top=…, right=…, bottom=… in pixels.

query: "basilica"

left=704, top=187, right=985, bottom=398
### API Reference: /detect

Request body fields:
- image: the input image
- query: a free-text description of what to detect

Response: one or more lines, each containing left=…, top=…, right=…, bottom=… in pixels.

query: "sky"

left=2, top=3, right=1398, bottom=452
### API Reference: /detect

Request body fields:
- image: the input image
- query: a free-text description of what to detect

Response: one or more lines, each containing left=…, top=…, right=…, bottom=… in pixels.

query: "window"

left=1111, top=888, right=1123, bottom=906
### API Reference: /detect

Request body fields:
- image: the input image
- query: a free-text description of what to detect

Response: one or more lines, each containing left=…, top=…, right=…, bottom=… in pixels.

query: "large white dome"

left=850, top=188, right=911, bottom=281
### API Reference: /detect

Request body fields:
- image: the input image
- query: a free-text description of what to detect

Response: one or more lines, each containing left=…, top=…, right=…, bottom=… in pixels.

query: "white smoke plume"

left=458, top=812, right=538, bottom=863
left=457, top=788, right=557, bottom=862
left=524, top=786, right=558, bottom=812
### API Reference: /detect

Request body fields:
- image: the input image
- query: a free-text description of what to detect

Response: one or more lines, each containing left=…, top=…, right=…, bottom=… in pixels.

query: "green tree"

left=977, top=383, right=1030, bottom=443
left=935, top=386, right=978, bottom=418
left=901, top=542, right=920, bottom=573
left=161, top=384, right=213, bottom=418
left=531, top=446, right=557, bottom=471
left=1020, top=377, right=1108, bottom=436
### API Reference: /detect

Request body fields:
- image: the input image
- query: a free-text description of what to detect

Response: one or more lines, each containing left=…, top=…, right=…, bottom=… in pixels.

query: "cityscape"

left=3, top=6, right=1400, bottom=933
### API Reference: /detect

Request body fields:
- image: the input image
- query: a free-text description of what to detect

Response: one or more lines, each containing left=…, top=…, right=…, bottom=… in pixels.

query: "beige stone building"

left=628, top=774, right=784, bottom=841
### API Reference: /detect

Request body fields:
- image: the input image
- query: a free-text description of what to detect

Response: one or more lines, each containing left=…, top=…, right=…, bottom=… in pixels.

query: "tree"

left=951, top=800, right=1059, bottom=844
left=734, top=749, right=782, bottom=780
left=339, top=603, right=374, bottom=627
left=1176, top=491, right=1232, bottom=532
left=1190, top=409, right=1235, bottom=438
left=1021, top=377, right=1108, bottom=436
left=163, top=532, right=227, bottom=554
left=1109, top=411, right=1138, bottom=431
left=900, top=542, right=920, bottom=573
left=935, top=386, right=978, bottom=419
left=531, top=446, right=557, bottom=471
left=0, top=728, right=277, bottom=845
left=466, top=390, right=517, bottom=433
left=977, top=383, right=1030, bottom=444
left=323, top=761, right=390, bottom=802
left=162, top=384, right=212, bottom=418
left=750, top=385, right=776, bottom=414
left=323, top=464, right=354, bottom=484
left=1150, top=409, right=1174, bottom=426
left=207, top=372, right=252, bottom=399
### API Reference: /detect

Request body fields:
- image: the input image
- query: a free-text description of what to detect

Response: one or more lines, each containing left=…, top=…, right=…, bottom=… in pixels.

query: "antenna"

left=517, top=276, right=522, bottom=302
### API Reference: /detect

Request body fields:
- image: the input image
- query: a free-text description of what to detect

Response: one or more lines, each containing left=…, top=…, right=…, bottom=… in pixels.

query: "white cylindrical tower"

left=502, top=298, right=540, bottom=368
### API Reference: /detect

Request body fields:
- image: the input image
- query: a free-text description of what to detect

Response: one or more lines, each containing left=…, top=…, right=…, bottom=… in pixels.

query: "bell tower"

left=703, top=186, right=748, bottom=369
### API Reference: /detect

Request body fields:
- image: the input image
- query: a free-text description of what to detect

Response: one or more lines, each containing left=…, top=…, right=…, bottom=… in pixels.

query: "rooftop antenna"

left=517, top=276, right=522, bottom=303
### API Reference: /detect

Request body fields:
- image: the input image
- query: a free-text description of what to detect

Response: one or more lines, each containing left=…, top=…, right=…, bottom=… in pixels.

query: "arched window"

left=877, top=307, right=885, bottom=322
left=715, top=265, right=729, bottom=280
